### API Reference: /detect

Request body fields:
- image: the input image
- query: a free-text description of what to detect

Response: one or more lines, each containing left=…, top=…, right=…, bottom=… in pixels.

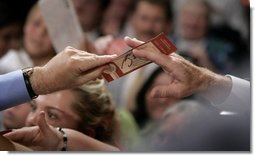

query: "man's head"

left=72, top=0, right=111, bottom=32
left=178, top=0, right=211, bottom=40
left=130, top=0, right=172, bottom=41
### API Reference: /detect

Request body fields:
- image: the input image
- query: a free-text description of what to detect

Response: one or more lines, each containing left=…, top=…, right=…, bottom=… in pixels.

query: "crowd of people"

left=0, top=0, right=251, bottom=151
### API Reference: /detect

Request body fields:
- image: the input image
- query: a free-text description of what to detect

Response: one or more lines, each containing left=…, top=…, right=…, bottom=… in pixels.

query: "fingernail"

left=132, top=49, right=138, bottom=53
left=109, top=54, right=117, bottom=58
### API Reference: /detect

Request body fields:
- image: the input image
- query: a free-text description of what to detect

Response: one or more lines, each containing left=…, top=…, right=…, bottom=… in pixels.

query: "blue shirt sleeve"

left=0, top=70, right=31, bottom=111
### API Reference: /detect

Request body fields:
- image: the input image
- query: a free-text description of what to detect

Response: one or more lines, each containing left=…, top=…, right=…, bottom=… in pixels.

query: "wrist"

left=22, top=67, right=38, bottom=99
left=30, top=67, right=50, bottom=95
left=56, top=128, right=68, bottom=151
left=198, top=68, right=232, bottom=104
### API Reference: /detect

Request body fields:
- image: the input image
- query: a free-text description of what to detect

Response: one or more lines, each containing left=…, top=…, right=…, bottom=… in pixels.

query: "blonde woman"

left=4, top=80, right=119, bottom=151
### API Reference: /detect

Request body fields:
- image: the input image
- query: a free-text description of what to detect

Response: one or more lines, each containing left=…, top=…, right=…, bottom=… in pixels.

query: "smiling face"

left=23, top=5, right=55, bottom=59
left=25, top=90, right=81, bottom=129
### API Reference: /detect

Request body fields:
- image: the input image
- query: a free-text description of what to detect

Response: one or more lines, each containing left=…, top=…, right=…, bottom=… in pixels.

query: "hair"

left=25, top=2, right=40, bottom=25
left=100, top=0, right=111, bottom=11
left=132, top=0, right=173, bottom=21
left=133, top=67, right=164, bottom=129
left=70, top=79, right=119, bottom=145
left=181, top=0, right=212, bottom=21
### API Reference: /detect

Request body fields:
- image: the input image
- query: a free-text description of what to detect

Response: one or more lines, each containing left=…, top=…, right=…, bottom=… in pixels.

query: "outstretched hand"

left=31, top=47, right=117, bottom=95
left=4, top=111, right=62, bottom=151
left=124, top=37, right=232, bottom=103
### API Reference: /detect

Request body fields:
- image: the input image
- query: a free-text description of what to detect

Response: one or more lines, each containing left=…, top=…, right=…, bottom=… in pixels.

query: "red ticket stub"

left=102, top=33, right=177, bottom=82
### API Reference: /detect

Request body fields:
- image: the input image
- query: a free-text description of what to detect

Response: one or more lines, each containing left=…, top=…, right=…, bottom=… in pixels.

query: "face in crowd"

left=26, top=90, right=81, bottom=129
left=131, top=0, right=171, bottom=41
left=72, top=0, right=102, bottom=32
left=26, top=81, right=118, bottom=144
left=178, top=0, right=209, bottom=40
left=145, top=72, right=179, bottom=121
left=23, top=5, right=55, bottom=60
left=0, top=23, right=21, bottom=57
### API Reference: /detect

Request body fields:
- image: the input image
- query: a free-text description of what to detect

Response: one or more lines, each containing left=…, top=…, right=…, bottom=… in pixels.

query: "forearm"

left=197, top=68, right=232, bottom=104
left=30, top=67, right=49, bottom=95
left=0, top=70, right=31, bottom=110
left=197, top=69, right=251, bottom=113
left=59, top=128, right=119, bottom=151
left=213, top=75, right=250, bottom=113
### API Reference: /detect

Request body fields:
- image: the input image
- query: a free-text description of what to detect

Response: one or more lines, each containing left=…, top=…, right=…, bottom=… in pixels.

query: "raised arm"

left=4, top=111, right=119, bottom=151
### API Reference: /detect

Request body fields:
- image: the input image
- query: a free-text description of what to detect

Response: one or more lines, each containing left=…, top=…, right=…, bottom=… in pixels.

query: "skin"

left=30, top=47, right=117, bottom=95
left=4, top=112, right=119, bottom=151
left=178, top=1, right=216, bottom=71
left=72, top=0, right=102, bottom=32
left=131, top=1, right=170, bottom=41
left=179, top=2, right=208, bottom=40
left=26, top=90, right=80, bottom=129
left=3, top=103, right=32, bottom=129
left=23, top=7, right=55, bottom=65
left=145, top=72, right=179, bottom=120
left=124, top=37, right=232, bottom=104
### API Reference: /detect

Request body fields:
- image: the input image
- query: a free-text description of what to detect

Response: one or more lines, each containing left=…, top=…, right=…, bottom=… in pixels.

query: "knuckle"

left=65, top=46, right=73, bottom=50
left=64, top=49, right=77, bottom=56
left=67, top=56, right=77, bottom=67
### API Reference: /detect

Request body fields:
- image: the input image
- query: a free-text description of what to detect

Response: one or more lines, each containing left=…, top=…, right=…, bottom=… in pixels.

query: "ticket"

left=102, top=33, right=177, bottom=82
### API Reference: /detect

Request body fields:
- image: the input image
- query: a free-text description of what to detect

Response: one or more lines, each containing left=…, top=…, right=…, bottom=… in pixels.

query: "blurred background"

left=0, top=0, right=251, bottom=151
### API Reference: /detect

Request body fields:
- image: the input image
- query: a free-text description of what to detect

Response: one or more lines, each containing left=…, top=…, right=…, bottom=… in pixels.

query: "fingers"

left=78, top=54, right=117, bottom=72
left=4, top=129, right=26, bottom=143
left=124, top=36, right=144, bottom=48
left=150, top=85, right=182, bottom=98
left=150, top=85, right=173, bottom=98
left=78, top=65, right=108, bottom=84
left=132, top=49, right=178, bottom=73
left=37, top=111, right=51, bottom=135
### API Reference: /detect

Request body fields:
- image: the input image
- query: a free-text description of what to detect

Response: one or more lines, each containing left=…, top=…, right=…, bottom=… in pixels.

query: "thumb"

left=37, top=111, right=51, bottom=135
left=150, top=85, right=182, bottom=98
left=124, top=36, right=144, bottom=48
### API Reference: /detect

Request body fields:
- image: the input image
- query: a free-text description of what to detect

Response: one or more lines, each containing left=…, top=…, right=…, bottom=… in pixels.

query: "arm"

left=0, top=47, right=117, bottom=110
left=0, top=135, right=32, bottom=151
left=0, top=70, right=30, bottom=111
left=214, top=75, right=250, bottom=114
left=124, top=37, right=250, bottom=113
left=57, top=129, right=119, bottom=151
left=4, top=111, right=119, bottom=151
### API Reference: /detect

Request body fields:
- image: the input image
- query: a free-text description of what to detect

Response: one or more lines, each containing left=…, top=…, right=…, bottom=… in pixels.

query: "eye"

left=47, top=111, right=58, bottom=120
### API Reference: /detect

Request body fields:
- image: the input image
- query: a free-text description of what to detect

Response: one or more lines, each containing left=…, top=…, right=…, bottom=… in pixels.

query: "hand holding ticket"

left=102, top=33, right=177, bottom=82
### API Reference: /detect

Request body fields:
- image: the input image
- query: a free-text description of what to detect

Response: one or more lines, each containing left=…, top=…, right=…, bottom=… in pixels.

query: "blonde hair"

left=70, top=79, right=119, bottom=145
